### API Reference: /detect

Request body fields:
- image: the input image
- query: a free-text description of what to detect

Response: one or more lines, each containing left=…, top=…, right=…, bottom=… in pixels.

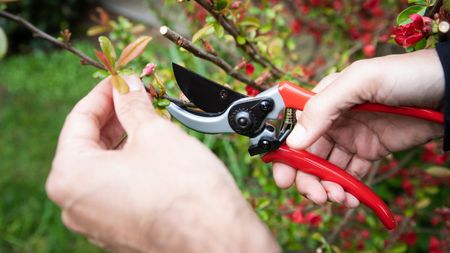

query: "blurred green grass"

left=0, top=40, right=298, bottom=252
left=0, top=41, right=264, bottom=253
left=0, top=42, right=103, bottom=253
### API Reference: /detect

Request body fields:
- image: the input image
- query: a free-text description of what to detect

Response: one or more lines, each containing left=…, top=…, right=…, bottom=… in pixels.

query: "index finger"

left=56, top=77, right=114, bottom=153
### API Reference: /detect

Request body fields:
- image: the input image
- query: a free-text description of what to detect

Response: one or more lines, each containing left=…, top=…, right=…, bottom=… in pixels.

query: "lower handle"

left=262, top=145, right=396, bottom=230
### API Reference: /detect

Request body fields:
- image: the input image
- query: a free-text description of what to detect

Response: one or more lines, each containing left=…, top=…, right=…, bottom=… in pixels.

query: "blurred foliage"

left=0, top=0, right=94, bottom=52
left=0, top=42, right=103, bottom=252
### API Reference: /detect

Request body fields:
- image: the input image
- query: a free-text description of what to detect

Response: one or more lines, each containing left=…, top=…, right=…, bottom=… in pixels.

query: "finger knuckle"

left=46, top=165, right=70, bottom=206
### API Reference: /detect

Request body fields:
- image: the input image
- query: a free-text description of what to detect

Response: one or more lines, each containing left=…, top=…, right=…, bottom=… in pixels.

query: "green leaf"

left=425, top=35, right=436, bottom=48
left=259, top=24, right=272, bottom=34
left=258, top=210, right=270, bottom=221
left=416, top=198, right=431, bottom=209
left=423, top=186, right=438, bottom=194
left=414, top=38, right=427, bottom=50
left=268, top=38, right=284, bottom=57
left=238, top=16, right=261, bottom=28
left=92, top=70, right=109, bottom=80
left=426, top=166, right=450, bottom=177
left=236, top=35, right=247, bottom=45
left=87, top=25, right=109, bottom=36
left=215, top=0, right=230, bottom=11
left=116, top=36, right=152, bottom=69
left=0, top=26, right=7, bottom=60
left=397, top=5, right=427, bottom=25
left=213, top=22, right=225, bottom=38
left=444, top=0, right=450, bottom=11
left=156, top=99, right=170, bottom=108
left=95, top=50, right=115, bottom=73
left=192, top=23, right=214, bottom=43
left=111, top=74, right=129, bottom=94
left=98, top=36, right=116, bottom=66
left=408, top=0, right=427, bottom=5
left=388, top=243, right=407, bottom=253
left=257, top=198, right=270, bottom=209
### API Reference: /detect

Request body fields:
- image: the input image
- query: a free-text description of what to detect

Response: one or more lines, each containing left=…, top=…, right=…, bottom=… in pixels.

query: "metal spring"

left=284, top=108, right=296, bottom=125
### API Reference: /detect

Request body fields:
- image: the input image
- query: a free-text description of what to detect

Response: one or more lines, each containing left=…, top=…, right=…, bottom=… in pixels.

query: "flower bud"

left=140, top=63, right=157, bottom=78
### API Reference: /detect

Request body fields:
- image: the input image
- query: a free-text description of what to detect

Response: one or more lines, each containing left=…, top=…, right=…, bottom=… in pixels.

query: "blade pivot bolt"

left=260, top=100, right=274, bottom=112
left=235, top=111, right=252, bottom=130
left=260, top=139, right=272, bottom=151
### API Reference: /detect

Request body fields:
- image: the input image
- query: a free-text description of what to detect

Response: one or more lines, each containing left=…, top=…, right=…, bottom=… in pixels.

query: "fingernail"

left=127, top=76, right=142, bottom=92
left=287, top=125, right=306, bottom=149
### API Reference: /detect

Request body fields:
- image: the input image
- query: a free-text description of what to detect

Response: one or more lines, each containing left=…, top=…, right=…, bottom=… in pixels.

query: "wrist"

left=139, top=166, right=280, bottom=253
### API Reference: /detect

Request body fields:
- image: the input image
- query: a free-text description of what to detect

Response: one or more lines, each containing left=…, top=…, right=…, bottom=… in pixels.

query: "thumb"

left=286, top=72, right=365, bottom=150
left=112, top=75, right=155, bottom=133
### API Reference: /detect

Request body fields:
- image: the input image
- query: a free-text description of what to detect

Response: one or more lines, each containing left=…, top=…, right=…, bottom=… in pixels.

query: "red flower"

left=349, top=27, right=361, bottom=40
left=431, top=216, right=441, bottom=226
left=361, top=229, right=370, bottom=239
left=245, top=63, right=255, bottom=76
left=422, top=142, right=449, bottom=165
left=363, top=44, right=376, bottom=58
left=356, top=212, right=366, bottom=223
left=357, top=241, right=365, bottom=251
left=429, top=236, right=443, bottom=253
left=290, top=209, right=305, bottom=224
left=230, top=1, right=242, bottom=9
left=363, top=0, right=380, bottom=10
left=401, top=177, right=414, bottom=195
left=400, top=232, right=418, bottom=246
left=333, top=0, right=343, bottom=11
left=291, top=20, right=302, bottom=34
left=305, top=212, right=322, bottom=227
left=245, top=85, right=260, bottom=97
left=393, top=14, right=432, bottom=48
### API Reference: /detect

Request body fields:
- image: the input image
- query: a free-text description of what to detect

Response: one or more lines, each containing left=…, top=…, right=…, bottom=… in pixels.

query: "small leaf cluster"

left=95, top=36, right=152, bottom=94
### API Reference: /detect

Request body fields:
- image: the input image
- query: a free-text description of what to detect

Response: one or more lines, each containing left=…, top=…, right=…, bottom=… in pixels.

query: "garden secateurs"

left=167, top=63, right=445, bottom=230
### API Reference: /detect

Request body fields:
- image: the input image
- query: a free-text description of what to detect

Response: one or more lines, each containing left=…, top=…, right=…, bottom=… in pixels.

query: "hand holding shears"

left=167, top=61, right=444, bottom=230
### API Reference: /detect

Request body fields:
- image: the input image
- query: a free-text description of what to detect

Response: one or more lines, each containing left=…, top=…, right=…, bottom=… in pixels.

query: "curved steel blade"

left=172, top=63, right=246, bottom=113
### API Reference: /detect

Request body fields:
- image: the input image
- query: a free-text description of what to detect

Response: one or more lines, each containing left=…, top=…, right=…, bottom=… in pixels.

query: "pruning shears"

left=167, top=63, right=444, bottom=230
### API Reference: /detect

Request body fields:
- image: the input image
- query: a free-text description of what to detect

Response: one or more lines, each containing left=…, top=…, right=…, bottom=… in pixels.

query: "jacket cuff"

left=436, top=42, right=450, bottom=151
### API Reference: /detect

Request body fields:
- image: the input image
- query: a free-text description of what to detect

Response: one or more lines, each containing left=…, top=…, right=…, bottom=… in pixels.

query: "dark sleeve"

left=436, top=42, right=450, bottom=151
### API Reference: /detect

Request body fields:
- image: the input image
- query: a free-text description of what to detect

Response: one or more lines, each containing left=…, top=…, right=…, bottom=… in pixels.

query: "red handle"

left=278, top=81, right=444, bottom=124
left=262, top=145, right=397, bottom=230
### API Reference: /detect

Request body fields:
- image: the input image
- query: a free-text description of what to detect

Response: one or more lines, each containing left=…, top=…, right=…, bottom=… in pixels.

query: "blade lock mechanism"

left=247, top=107, right=297, bottom=156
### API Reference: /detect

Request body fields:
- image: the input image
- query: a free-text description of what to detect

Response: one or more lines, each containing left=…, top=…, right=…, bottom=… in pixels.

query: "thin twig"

left=383, top=217, right=411, bottom=251
left=327, top=161, right=380, bottom=244
left=160, top=25, right=270, bottom=90
left=0, top=10, right=105, bottom=70
left=282, top=0, right=328, bottom=33
left=193, top=0, right=309, bottom=84
left=372, top=149, right=420, bottom=184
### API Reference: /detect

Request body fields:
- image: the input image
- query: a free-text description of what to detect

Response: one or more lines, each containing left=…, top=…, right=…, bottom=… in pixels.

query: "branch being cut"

left=160, top=26, right=270, bottom=90
left=193, top=0, right=309, bottom=84
left=0, top=10, right=105, bottom=70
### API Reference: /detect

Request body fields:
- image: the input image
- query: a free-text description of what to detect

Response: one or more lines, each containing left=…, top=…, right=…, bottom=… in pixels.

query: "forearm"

left=142, top=191, right=280, bottom=253
left=139, top=174, right=281, bottom=253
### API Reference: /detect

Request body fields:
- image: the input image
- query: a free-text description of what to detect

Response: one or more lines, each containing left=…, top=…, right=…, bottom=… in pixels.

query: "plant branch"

left=282, top=0, right=328, bottom=33
left=160, top=25, right=270, bottom=90
left=0, top=10, right=105, bottom=70
left=327, top=161, right=380, bottom=244
left=193, top=0, right=309, bottom=84
left=372, top=149, right=420, bottom=184
left=383, top=217, right=411, bottom=251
